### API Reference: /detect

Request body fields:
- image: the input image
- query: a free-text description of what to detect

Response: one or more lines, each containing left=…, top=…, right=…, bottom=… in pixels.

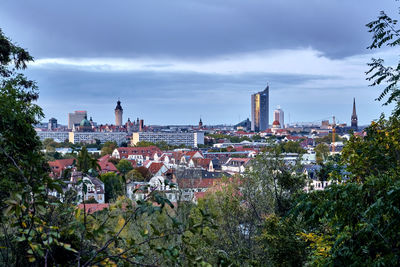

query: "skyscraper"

left=251, top=85, right=269, bottom=132
left=273, top=106, right=284, bottom=128
left=351, top=98, right=358, bottom=130
left=115, top=100, right=123, bottom=126
left=68, top=110, right=87, bottom=129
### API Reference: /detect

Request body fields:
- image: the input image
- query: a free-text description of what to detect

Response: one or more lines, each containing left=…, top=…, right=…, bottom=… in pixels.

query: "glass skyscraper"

left=251, top=85, right=269, bottom=132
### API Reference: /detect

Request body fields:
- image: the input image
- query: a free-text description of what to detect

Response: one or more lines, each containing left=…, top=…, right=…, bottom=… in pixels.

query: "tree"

left=314, top=143, right=330, bottom=164
left=288, top=7, right=400, bottom=264
left=366, top=8, right=400, bottom=116
left=341, top=115, right=400, bottom=181
left=134, top=166, right=151, bottom=181
left=0, top=28, right=64, bottom=265
left=134, top=140, right=156, bottom=147
left=100, top=141, right=117, bottom=156
left=116, top=159, right=134, bottom=194
left=192, top=151, right=307, bottom=265
left=0, top=28, right=214, bottom=266
left=126, top=169, right=145, bottom=182
left=76, top=146, right=100, bottom=175
left=99, top=172, right=124, bottom=202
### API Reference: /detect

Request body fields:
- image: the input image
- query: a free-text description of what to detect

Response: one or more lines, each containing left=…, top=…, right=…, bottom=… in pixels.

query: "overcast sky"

left=1, top=0, right=399, bottom=126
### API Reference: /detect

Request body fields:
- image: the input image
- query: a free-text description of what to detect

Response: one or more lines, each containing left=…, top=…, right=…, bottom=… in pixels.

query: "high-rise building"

left=273, top=106, right=284, bottom=128
left=351, top=98, right=358, bottom=130
left=115, top=100, right=123, bottom=126
left=48, top=118, right=58, bottom=130
left=131, top=132, right=204, bottom=148
left=68, top=111, right=87, bottom=129
left=251, top=85, right=269, bottom=132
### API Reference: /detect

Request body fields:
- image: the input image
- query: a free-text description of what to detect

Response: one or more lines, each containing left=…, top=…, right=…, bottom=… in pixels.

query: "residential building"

left=131, top=131, right=205, bottom=148
left=36, top=130, right=70, bottom=143
left=221, top=158, right=252, bottom=174
left=68, top=131, right=127, bottom=145
left=112, top=146, right=162, bottom=160
left=251, top=85, right=269, bottom=132
left=48, top=118, right=58, bottom=130
left=48, top=158, right=75, bottom=178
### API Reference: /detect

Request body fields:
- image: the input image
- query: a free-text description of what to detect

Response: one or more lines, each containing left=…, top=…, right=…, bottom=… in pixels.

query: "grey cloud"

left=1, top=0, right=397, bottom=60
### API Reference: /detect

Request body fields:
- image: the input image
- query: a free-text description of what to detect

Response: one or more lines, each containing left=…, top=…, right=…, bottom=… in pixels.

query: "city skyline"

left=1, top=1, right=397, bottom=125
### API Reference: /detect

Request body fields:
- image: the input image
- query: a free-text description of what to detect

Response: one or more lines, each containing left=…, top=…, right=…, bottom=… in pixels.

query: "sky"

left=1, top=0, right=399, bottom=126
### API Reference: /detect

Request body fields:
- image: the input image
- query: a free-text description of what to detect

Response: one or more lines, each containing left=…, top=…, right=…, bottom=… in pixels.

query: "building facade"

left=68, top=111, right=87, bottom=129
left=36, top=130, right=70, bottom=142
left=131, top=132, right=205, bottom=147
left=251, top=85, right=269, bottom=132
left=273, top=106, right=284, bottom=128
left=69, top=131, right=127, bottom=145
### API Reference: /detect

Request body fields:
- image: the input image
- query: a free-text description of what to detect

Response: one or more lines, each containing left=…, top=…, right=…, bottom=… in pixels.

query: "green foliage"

left=99, top=172, right=123, bottom=202
left=190, top=151, right=307, bottom=265
left=0, top=30, right=217, bottom=266
left=116, top=159, right=134, bottom=194
left=294, top=172, right=400, bottom=265
left=116, top=159, right=133, bottom=175
left=135, top=140, right=157, bottom=147
left=0, top=28, right=66, bottom=266
left=314, top=133, right=344, bottom=145
left=366, top=9, right=400, bottom=115
left=315, top=143, right=330, bottom=164
left=126, top=169, right=145, bottom=182
left=134, top=166, right=151, bottom=181
left=258, top=214, right=308, bottom=266
left=341, top=115, right=400, bottom=181
left=76, top=146, right=100, bottom=175
left=267, top=141, right=306, bottom=154
left=100, top=141, right=117, bottom=156
left=293, top=116, right=400, bottom=265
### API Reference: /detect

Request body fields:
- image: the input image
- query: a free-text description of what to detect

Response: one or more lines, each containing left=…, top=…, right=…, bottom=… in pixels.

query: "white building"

left=127, top=176, right=179, bottom=203
left=131, top=132, right=204, bottom=148
left=36, top=130, right=70, bottom=142
left=273, top=106, right=284, bottom=129
left=69, top=131, right=127, bottom=145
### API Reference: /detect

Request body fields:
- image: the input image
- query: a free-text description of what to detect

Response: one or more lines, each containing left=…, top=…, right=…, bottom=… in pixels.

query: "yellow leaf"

left=117, top=217, right=125, bottom=228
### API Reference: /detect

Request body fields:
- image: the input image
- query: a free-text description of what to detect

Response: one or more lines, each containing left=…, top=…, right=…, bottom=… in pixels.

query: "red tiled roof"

left=148, top=162, right=165, bottom=175
left=235, top=131, right=255, bottom=135
left=192, top=158, right=212, bottom=169
left=185, top=151, right=203, bottom=159
left=178, top=178, right=221, bottom=189
left=116, top=146, right=162, bottom=159
left=77, top=203, right=109, bottom=214
left=48, top=158, right=75, bottom=176
left=229, top=157, right=251, bottom=163
left=98, top=155, right=118, bottom=172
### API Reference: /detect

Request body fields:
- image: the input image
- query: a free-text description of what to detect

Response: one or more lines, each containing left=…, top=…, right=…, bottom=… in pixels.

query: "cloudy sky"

left=1, top=0, right=399, bottom=126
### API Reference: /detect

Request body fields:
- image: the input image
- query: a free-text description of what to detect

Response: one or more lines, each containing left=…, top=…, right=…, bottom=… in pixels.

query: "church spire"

left=351, top=98, right=358, bottom=130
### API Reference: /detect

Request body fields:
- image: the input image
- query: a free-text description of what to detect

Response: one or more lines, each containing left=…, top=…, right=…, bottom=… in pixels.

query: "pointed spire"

left=115, top=100, right=123, bottom=111
left=351, top=98, right=358, bottom=129
left=264, top=82, right=269, bottom=92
